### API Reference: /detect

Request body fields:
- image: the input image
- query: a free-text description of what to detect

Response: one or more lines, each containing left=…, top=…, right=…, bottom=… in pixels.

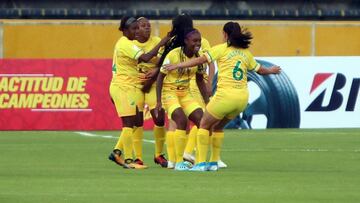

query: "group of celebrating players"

left=108, top=14, right=281, bottom=171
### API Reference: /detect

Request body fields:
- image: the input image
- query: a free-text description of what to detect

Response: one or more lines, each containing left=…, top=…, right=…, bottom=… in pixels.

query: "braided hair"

left=157, top=13, right=194, bottom=68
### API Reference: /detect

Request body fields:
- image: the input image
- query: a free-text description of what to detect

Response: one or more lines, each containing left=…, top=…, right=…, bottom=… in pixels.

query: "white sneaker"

left=206, top=162, right=219, bottom=171
left=174, top=161, right=191, bottom=171
left=183, top=153, right=195, bottom=164
left=217, top=160, right=228, bottom=168
left=167, top=161, right=175, bottom=169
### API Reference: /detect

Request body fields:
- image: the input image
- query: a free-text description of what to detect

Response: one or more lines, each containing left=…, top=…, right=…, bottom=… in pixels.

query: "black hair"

left=119, top=16, right=137, bottom=31
left=157, top=13, right=194, bottom=68
left=178, top=27, right=204, bottom=79
left=183, top=27, right=199, bottom=39
left=223, top=22, right=252, bottom=49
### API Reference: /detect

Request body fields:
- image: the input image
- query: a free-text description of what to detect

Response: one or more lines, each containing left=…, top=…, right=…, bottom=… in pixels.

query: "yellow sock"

left=116, top=127, right=133, bottom=160
left=174, top=129, right=187, bottom=163
left=166, top=131, right=176, bottom=163
left=133, top=127, right=143, bottom=160
left=154, top=125, right=166, bottom=157
left=114, top=132, right=124, bottom=151
left=197, top=128, right=210, bottom=163
left=184, top=126, right=198, bottom=155
left=210, top=132, right=224, bottom=162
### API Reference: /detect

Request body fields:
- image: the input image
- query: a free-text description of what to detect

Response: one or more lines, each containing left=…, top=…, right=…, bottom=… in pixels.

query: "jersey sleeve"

left=246, top=50, right=260, bottom=72
left=160, top=57, right=171, bottom=75
left=201, top=38, right=211, bottom=52
left=120, top=39, right=144, bottom=60
left=203, top=43, right=226, bottom=63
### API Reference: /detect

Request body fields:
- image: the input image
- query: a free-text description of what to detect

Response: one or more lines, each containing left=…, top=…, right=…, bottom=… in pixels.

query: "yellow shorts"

left=206, top=88, right=249, bottom=120
left=109, top=83, right=143, bottom=117
left=190, top=87, right=205, bottom=110
left=162, top=89, right=201, bottom=118
left=144, top=84, right=157, bottom=110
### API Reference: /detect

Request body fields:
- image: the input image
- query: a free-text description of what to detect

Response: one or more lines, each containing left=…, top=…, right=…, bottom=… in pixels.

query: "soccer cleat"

left=167, top=161, right=175, bottom=169
left=218, top=160, right=228, bottom=168
left=154, top=154, right=168, bottom=168
left=108, top=149, right=131, bottom=169
left=183, top=153, right=195, bottom=164
left=174, top=161, right=191, bottom=171
left=183, top=160, right=193, bottom=168
left=189, top=162, right=208, bottom=172
left=134, top=158, right=144, bottom=165
left=206, top=162, right=219, bottom=171
left=126, top=159, right=148, bottom=169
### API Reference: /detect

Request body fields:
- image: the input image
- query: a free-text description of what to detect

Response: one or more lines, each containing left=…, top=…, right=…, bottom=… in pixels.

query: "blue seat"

left=180, top=9, right=203, bottom=17
left=0, top=9, right=19, bottom=18
left=205, top=9, right=226, bottom=18
left=158, top=9, right=177, bottom=18
left=136, top=9, right=157, bottom=18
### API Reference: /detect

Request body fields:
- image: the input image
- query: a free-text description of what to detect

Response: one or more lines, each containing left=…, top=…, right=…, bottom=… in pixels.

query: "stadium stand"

left=0, top=0, right=359, bottom=20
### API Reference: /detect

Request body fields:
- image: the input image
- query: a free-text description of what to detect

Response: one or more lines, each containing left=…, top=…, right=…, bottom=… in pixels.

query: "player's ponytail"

left=157, top=13, right=193, bottom=68
left=223, top=22, right=252, bottom=49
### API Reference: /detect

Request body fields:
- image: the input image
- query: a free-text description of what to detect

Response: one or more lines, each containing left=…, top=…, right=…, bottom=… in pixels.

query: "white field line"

left=74, top=132, right=359, bottom=152
left=74, top=131, right=155, bottom=144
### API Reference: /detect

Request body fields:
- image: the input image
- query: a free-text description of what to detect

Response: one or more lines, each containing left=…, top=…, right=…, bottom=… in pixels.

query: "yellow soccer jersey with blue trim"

left=204, top=43, right=260, bottom=90
left=134, top=36, right=161, bottom=73
left=160, top=47, right=206, bottom=93
left=111, top=36, right=144, bottom=86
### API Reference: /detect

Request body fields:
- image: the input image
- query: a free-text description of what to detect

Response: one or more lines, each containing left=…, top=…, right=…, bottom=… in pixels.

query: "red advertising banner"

left=0, top=59, right=155, bottom=130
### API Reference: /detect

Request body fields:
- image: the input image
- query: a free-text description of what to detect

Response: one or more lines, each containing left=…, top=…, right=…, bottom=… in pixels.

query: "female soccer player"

left=155, top=28, right=209, bottom=171
left=131, top=17, right=168, bottom=168
left=164, top=22, right=281, bottom=171
left=108, top=16, right=169, bottom=169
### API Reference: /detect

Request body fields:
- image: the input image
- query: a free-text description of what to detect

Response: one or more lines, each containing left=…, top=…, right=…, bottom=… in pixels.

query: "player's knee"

left=174, top=117, right=187, bottom=130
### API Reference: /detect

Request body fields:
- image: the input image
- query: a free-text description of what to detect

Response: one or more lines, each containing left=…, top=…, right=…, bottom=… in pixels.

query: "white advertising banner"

left=255, top=57, right=360, bottom=128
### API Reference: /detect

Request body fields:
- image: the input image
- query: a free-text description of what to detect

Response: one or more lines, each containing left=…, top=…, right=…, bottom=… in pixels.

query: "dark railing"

left=0, top=8, right=359, bottom=20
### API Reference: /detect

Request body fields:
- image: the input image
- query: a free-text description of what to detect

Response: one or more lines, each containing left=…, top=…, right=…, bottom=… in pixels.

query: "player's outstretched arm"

left=257, top=65, right=281, bottom=75
left=164, top=55, right=208, bottom=71
left=138, top=34, right=171, bottom=63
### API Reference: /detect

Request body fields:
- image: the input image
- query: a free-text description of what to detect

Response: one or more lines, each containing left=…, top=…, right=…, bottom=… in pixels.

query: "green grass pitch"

left=0, top=129, right=359, bottom=203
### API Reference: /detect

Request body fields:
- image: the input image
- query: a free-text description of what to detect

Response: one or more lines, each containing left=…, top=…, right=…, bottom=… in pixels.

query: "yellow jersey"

left=189, top=38, right=211, bottom=89
left=134, top=36, right=161, bottom=73
left=204, top=43, right=260, bottom=90
left=111, top=36, right=144, bottom=86
left=160, top=47, right=206, bottom=94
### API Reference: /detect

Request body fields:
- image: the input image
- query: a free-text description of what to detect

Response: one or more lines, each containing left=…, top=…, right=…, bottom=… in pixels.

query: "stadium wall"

left=1, top=20, right=360, bottom=58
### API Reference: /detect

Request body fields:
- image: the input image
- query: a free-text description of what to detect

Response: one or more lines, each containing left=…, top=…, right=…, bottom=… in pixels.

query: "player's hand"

left=163, top=64, right=178, bottom=71
left=145, top=69, right=157, bottom=79
left=138, top=73, right=147, bottom=82
left=269, top=66, right=281, bottom=74
left=154, top=102, right=162, bottom=118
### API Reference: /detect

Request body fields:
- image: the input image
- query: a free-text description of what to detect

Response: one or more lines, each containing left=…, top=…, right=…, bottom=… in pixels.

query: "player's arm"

left=196, top=72, right=209, bottom=104
left=164, top=55, right=208, bottom=71
left=138, top=34, right=171, bottom=63
left=256, top=65, right=281, bottom=75
left=206, top=62, right=215, bottom=96
left=246, top=49, right=281, bottom=75
left=155, top=72, right=166, bottom=117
